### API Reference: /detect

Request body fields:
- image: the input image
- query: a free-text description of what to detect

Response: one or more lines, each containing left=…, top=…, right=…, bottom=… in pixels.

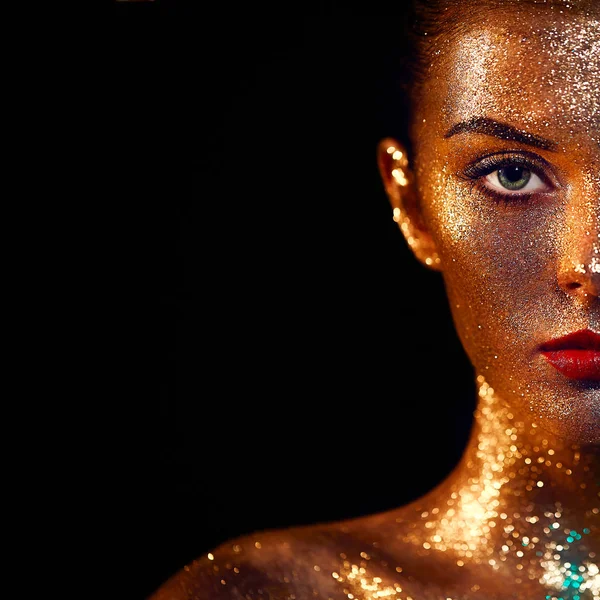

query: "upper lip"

left=540, top=329, right=600, bottom=352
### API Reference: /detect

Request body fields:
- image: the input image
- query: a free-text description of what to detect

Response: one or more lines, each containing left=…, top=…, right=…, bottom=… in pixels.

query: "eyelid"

left=461, top=150, right=561, bottom=189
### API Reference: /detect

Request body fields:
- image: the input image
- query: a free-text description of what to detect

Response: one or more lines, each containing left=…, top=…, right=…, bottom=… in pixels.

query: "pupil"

left=497, top=166, right=531, bottom=190
left=504, top=166, right=524, bottom=182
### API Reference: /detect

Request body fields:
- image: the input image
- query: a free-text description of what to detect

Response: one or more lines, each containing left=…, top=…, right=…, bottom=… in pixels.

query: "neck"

left=409, top=376, right=599, bottom=593
left=455, top=376, right=600, bottom=505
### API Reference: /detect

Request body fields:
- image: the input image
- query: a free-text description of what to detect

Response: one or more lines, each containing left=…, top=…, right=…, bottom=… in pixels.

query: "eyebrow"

left=444, top=117, right=558, bottom=151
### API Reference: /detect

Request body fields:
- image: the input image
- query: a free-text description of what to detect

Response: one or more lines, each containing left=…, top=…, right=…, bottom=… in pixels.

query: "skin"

left=149, top=3, right=599, bottom=599
left=402, top=2, right=600, bottom=445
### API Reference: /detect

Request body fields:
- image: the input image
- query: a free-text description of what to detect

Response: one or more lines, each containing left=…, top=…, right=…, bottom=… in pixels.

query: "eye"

left=485, top=165, right=549, bottom=194
left=460, top=152, right=558, bottom=202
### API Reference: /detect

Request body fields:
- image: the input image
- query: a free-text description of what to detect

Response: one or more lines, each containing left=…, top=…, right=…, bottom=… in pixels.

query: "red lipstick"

left=540, top=329, right=600, bottom=381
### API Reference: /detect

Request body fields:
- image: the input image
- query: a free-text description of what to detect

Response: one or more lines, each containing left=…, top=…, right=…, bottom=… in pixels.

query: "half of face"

left=379, top=2, right=600, bottom=444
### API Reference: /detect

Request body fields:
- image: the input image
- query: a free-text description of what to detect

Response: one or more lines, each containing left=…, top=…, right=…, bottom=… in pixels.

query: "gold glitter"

left=408, top=2, right=600, bottom=445
left=391, top=168, right=408, bottom=187
left=149, top=4, right=599, bottom=599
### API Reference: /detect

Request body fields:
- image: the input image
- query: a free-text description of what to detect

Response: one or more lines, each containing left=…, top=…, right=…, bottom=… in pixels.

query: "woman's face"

left=412, top=4, right=600, bottom=443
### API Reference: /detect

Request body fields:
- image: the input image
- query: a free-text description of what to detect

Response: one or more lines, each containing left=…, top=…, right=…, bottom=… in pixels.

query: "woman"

left=149, top=0, right=599, bottom=597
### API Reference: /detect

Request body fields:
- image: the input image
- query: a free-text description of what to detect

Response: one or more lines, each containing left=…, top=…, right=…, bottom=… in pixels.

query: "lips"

left=540, top=329, right=600, bottom=381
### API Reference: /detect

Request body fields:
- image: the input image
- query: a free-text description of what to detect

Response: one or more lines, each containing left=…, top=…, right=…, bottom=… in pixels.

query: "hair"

left=369, top=0, right=466, bottom=158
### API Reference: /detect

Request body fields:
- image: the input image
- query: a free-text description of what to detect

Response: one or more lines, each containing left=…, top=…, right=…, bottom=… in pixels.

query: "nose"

left=557, top=194, right=600, bottom=301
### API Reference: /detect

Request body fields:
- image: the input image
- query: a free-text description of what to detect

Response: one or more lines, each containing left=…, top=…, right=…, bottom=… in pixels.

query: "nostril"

left=565, top=281, right=583, bottom=291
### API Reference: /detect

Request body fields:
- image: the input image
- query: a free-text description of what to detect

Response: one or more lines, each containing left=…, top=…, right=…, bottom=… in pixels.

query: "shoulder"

left=147, top=524, right=353, bottom=600
left=147, top=509, right=454, bottom=600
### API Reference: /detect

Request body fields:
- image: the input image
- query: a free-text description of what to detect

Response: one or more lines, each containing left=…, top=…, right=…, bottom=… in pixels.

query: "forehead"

left=426, top=6, right=600, bottom=142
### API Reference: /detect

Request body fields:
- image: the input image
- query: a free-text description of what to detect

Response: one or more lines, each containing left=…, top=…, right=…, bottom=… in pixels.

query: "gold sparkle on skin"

left=150, top=5, right=600, bottom=599
left=410, top=4, right=600, bottom=445
left=397, top=376, right=599, bottom=597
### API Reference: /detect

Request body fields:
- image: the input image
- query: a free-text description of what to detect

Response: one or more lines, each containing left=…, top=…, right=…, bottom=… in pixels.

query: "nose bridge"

left=558, top=173, right=600, bottom=297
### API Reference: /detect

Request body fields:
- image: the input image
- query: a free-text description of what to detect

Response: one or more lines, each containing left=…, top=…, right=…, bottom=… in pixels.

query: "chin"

left=536, top=416, right=600, bottom=446
left=485, top=367, right=600, bottom=446
left=520, top=386, right=600, bottom=446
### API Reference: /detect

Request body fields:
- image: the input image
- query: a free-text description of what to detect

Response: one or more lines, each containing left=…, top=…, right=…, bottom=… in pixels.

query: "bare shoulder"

left=147, top=505, right=537, bottom=599
left=146, top=516, right=400, bottom=600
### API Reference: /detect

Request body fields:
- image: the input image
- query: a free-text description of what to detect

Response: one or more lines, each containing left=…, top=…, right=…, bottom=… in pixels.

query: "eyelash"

left=460, top=152, right=555, bottom=204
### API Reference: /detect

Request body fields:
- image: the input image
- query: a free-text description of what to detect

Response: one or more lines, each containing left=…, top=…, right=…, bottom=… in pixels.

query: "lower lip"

left=542, top=350, right=600, bottom=381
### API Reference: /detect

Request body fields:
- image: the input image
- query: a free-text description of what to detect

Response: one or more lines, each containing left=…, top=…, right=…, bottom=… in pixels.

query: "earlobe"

left=377, top=137, right=441, bottom=271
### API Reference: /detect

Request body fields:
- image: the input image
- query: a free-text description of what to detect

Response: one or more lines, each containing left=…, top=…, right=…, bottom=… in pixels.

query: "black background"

left=111, top=2, right=476, bottom=598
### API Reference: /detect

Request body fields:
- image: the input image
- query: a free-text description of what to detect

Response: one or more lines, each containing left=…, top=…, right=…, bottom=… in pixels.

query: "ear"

left=377, top=137, right=441, bottom=270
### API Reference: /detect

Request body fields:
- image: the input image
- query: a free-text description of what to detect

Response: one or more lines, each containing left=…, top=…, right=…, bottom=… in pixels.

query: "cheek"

left=421, top=178, right=559, bottom=379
